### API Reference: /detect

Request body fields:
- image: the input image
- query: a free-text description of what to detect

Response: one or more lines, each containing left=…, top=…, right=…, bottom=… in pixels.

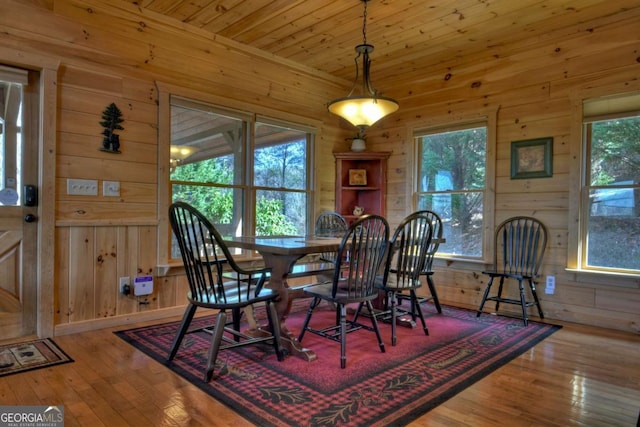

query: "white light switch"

left=103, top=181, right=120, bottom=197
left=67, top=178, right=98, bottom=196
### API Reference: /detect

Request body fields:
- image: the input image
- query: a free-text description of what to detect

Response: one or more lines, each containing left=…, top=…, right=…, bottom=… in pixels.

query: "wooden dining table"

left=224, top=235, right=342, bottom=361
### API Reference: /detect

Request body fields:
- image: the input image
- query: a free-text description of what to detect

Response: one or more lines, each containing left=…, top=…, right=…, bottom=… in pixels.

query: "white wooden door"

left=0, top=66, right=38, bottom=340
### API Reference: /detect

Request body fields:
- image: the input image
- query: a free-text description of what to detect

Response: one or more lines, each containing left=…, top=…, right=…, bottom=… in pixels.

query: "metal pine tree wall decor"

left=99, top=103, right=124, bottom=153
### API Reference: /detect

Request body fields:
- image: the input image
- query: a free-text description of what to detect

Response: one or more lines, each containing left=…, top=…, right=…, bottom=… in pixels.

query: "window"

left=581, top=94, right=640, bottom=273
left=0, top=66, right=27, bottom=207
left=415, top=123, right=488, bottom=258
left=169, top=96, right=313, bottom=259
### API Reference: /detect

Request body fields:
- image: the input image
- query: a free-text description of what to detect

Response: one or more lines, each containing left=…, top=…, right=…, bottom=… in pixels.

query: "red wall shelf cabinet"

left=334, top=151, right=390, bottom=224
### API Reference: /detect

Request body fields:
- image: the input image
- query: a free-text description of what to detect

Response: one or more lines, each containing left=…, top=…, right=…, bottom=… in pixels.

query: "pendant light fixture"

left=327, top=0, right=399, bottom=130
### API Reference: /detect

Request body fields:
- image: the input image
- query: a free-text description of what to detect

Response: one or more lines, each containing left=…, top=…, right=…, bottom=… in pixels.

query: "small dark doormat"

left=0, top=338, right=73, bottom=377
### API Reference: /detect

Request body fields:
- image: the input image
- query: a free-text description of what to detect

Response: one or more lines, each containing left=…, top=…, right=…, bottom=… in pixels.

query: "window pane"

left=590, top=116, right=640, bottom=186
left=171, top=154, right=234, bottom=184
left=170, top=104, right=243, bottom=184
left=254, top=122, right=307, bottom=190
left=171, top=184, right=243, bottom=259
left=172, top=183, right=242, bottom=231
left=586, top=188, right=640, bottom=270
left=419, top=127, right=486, bottom=192
left=0, top=81, right=23, bottom=206
left=256, top=190, right=306, bottom=236
left=416, top=124, right=487, bottom=258
left=418, top=192, right=483, bottom=257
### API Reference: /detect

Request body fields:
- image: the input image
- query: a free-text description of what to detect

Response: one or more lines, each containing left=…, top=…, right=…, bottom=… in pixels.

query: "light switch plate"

left=67, top=178, right=98, bottom=196
left=103, top=181, right=120, bottom=197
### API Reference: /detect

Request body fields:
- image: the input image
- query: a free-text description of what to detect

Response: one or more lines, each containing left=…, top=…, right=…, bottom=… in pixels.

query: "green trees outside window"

left=585, top=115, right=640, bottom=272
left=416, top=125, right=487, bottom=258
left=169, top=97, right=311, bottom=259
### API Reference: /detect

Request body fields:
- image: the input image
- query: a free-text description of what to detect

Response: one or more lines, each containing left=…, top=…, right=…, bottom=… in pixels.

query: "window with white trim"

left=414, top=122, right=488, bottom=258
left=169, top=96, right=313, bottom=259
left=581, top=93, right=640, bottom=273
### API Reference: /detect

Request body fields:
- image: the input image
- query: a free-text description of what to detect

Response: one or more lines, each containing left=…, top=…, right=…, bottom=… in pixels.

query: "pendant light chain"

left=362, top=0, right=368, bottom=45
left=326, top=0, right=399, bottom=129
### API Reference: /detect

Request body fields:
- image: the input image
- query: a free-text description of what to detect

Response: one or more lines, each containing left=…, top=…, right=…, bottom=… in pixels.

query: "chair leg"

left=365, top=300, right=386, bottom=354
left=205, top=311, right=227, bottom=382
left=232, top=307, right=242, bottom=342
left=476, top=277, right=494, bottom=318
left=265, top=300, right=285, bottom=361
left=410, top=289, right=429, bottom=337
left=495, top=277, right=505, bottom=313
left=518, top=280, right=529, bottom=326
left=168, top=303, right=197, bottom=361
left=339, top=303, right=347, bottom=369
left=298, top=297, right=321, bottom=343
left=426, top=274, right=442, bottom=314
left=529, top=279, right=545, bottom=319
left=351, top=301, right=365, bottom=322
left=389, top=290, right=398, bottom=346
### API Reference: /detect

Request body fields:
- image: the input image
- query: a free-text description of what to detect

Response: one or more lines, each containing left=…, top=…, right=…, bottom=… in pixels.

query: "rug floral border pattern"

left=116, top=306, right=560, bottom=427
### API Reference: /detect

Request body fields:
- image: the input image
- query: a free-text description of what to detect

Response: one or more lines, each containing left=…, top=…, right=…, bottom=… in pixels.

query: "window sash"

left=414, top=123, right=488, bottom=259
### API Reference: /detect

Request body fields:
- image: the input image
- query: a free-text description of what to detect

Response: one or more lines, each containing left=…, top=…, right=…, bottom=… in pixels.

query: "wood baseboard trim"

left=54, top=306, right=188, bottom=336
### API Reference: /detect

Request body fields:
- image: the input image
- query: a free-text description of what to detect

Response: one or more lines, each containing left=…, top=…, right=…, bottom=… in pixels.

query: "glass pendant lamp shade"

left=327, top=1, right=398, bottom=129
left=328, top=95, right=398, bottom=128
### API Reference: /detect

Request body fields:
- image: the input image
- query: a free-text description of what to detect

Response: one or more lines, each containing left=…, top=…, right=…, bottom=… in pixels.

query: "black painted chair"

left=298, top=215, right=390, bottom=368
left=315, top=211, right=348, bottom=264
left=168, top=201, right=284, bottom=381
left=355, top=211, right=434, bottom=346
left=396, top=210, right=444, bottom=317
left=476, top=216, right=548, bottom=326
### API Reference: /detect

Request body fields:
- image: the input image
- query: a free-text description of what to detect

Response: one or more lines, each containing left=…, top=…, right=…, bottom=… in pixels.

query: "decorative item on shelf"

left=349, top=168, right=367, bottom=186
left=350, top=137, right=366, bottom=152
left=326, top=0, right=399, bottom=131
left=170, top=145, right=198, bottom=173
left=99, top=103, right=124, bottom=153
left=347, top=132, right=367, bottom=152
left=353, top=206, right=365, bottom=216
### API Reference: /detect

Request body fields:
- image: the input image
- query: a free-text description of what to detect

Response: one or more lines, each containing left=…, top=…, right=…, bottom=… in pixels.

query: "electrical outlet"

left=119, top=277, right=131, bottom=295
left=545, top=275, right=555, bottom=294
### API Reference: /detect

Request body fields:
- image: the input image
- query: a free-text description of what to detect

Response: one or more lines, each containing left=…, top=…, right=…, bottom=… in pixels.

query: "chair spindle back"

left=169, top=201, right=267, bottom=305
left=386, top=212, right=434, bottom=290
left=332, top=215, right=389, bottom=299
left=494, top=216, right=547, bottom=278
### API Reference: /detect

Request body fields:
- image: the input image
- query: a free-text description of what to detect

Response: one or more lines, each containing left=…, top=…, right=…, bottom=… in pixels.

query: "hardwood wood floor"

left=1, top=314, right=638, bottom=426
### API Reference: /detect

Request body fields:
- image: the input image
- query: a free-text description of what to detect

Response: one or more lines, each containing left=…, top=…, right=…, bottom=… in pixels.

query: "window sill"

left=432, top=256, right=487, bottom=271
left=565, top=268, right=640, bottom=287
left=156, top=254, right=270, bottom=277
left=155, top=263, right=183, bottom=277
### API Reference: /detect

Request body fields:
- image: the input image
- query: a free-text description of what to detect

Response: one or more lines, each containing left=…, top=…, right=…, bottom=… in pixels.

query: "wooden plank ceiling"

left=126, top=0, right=630, bottom=91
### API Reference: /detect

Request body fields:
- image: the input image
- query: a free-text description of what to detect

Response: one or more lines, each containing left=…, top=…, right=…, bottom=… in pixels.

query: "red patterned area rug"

left=115, top=303, right=560, bottom=426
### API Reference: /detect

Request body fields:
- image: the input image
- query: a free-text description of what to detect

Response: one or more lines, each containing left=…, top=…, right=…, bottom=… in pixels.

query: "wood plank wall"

left=1, top=0, right=348, bottom=334
left=1, top=0, right=638, bottom=334
left=365, top=7, right=640, bottom=333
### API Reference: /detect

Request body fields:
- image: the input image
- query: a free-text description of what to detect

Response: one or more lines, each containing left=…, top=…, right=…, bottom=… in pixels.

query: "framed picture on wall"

left=348, top=169, right=367, bottom=186
left=510, top=137, right=553, bottom=179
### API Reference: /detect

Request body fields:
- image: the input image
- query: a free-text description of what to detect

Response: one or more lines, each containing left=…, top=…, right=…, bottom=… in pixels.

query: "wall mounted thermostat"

left=133, top=275, right=154, bottom=296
